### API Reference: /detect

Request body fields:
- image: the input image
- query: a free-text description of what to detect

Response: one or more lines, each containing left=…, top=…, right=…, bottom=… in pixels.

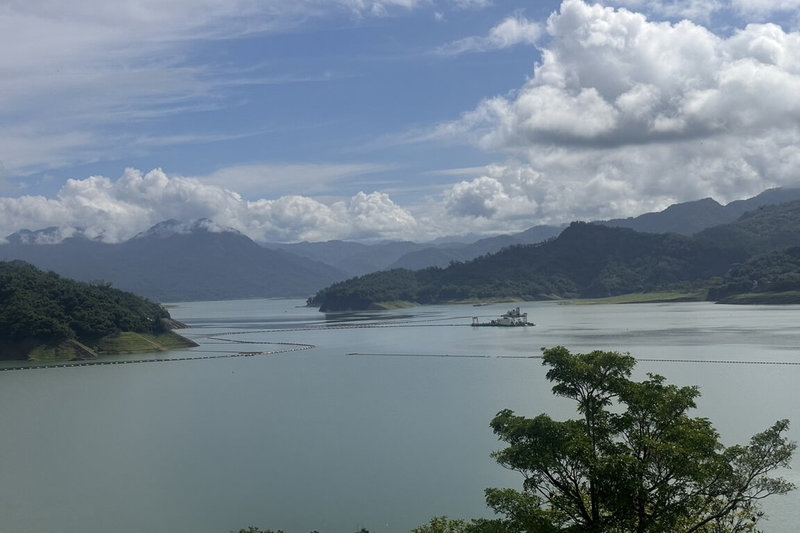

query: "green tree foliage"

left=479, top=347, right=795, bottom=533
left=695, top=200, right=800, bottom=255
left=708, top=247, right=800, bottom=301
left=0, top=261, right=170, bottom=344
left=231, top=526, right=346, bottom=533
left=412, top=516, right=475, bottom=533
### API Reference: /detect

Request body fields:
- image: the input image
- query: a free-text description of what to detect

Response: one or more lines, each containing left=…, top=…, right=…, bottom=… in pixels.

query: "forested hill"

left=309, top=222, right=747, bottom=311
left=694, top=199, right=800, bottom=254
left=0, top=261, right=179, bottom=360
left=312, top=199, right=800, bottom=311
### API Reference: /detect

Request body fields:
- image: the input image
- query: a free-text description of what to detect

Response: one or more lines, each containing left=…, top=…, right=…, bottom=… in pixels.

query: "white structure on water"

left=472, top=307, right=533, bottom=327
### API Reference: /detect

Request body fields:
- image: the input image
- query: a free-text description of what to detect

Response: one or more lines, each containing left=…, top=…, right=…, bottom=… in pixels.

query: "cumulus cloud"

left=0, top=168, right=422, bottom=244
left=429, top=0, right=800, bottom=221
left=452, top=1, right=800, bottom=145
left=436, top=13, right=543, bottom=55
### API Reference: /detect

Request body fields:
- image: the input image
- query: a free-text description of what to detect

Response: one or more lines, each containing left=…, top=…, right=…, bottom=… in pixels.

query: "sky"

left=1, top=0, right=800, bottom=243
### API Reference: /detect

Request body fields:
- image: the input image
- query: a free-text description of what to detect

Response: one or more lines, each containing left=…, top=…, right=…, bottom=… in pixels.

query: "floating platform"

left=471, top=307, right=534, bottom=327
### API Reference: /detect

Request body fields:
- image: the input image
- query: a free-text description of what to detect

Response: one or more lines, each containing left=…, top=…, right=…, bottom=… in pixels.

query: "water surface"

left=1, top=300, right=798, bottom=532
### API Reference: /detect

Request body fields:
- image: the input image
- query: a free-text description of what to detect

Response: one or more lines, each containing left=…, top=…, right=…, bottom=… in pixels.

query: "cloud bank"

left=431, top=0, right=800, bottom=221
left=3, top=1, right=800, bottom=244
left=0, top=168, right=423, bottom=244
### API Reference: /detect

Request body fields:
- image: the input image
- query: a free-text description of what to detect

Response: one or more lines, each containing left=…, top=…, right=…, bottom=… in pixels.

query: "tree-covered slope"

left=309, top=223, right=745, bottom=311
left=707, top=247, right=800, bottom=302
left=695, top=199, right=800, bottom=254
left=312, top=198, right=800, bottom=311
left=0, top=261, right=177, bottom=359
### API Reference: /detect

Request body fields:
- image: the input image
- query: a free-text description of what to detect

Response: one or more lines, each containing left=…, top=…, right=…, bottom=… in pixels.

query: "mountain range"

left=311, top=198, right=800, bottom=311
left=2, top=187, right=800, bottom=302
left=0, top=220, right=345, bottom=302
left=600, top=187, right=800, bottom=234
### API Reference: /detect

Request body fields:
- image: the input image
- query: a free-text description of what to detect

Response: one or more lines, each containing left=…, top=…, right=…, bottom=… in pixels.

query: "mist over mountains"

left=0, top=219, right=346, bottom=302
left=2, top=188, right=799, bottom=302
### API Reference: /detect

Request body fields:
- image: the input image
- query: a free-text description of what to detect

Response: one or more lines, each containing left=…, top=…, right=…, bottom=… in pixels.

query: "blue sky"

left=2, top=0, right=800, bottom=243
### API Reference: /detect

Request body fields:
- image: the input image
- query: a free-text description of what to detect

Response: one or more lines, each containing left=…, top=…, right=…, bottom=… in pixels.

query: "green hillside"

left=695, top=199, right=800, bottom=253
left=309, top=222, right=744, bottom=311
left=310, top=201, right=800, bottom=311
left=0, top=261, right=196, bottom=361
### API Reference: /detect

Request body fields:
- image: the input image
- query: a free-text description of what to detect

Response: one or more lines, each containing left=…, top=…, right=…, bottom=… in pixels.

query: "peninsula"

left=0, top=261, right=197, bottom=362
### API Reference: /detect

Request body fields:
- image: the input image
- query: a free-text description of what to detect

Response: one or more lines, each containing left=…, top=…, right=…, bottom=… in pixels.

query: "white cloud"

left=436, top=13, right=543, bottom=55
left=732, top=0, right=800, bottom=18
left=338, top=0, right=426, bottom=16
left=445, top=176, right=508, bottom=217
left=429, top=0, right=800, bottom=220
left=0, top=168, right=423, bottom=244
left=5, top=0, right=800, bottom=243
left=449, top=0, right=493, bottom=9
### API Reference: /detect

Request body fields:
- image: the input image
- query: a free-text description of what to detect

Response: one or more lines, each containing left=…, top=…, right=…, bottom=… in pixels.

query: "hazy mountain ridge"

left=387, top=225, right=566, bottom=270
left=0, top=222, right=347, bottom=302
left=132, top=218, right=238, bottom=239
left=4, top=188, right=800, bottom=303
left=600, top=188, right=800, bottom=235
left=6, top=226, right=94, bottom=245
left=265, top=240, right=429, bottom=277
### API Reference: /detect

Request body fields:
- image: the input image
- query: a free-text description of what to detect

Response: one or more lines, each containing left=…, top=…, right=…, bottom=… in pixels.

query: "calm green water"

left=1, top=300, right=798, bottom=532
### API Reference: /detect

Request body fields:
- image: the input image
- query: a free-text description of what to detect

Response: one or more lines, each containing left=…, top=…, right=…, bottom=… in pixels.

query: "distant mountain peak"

left=5, top=226, right=90, bottom=245
left=598, top=188, right=800, bottom=236
left=134, top=218, right=241, bottom=239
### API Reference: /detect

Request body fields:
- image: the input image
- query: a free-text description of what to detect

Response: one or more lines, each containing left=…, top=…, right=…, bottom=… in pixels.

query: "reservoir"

left=1, top=299, right=798, bottom=532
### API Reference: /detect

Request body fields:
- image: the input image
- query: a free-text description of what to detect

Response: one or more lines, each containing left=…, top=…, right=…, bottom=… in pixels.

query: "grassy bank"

left=95, top=330, right=198, bottom=354
left=19, top=331, right=199, bottom=362
left=561, top=291, right=707, bottom=305
left=717, top=291, right=800, bottom=305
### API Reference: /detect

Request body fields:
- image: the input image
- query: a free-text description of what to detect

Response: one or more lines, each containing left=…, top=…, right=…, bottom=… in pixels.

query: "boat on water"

left=471, top=307, right=534, bottom=327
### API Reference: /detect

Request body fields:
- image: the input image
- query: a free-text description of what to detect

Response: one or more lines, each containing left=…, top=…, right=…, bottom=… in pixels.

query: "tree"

left=483, top=346, right=795, bottom=533
left=413, top=516, right=474, bottom=533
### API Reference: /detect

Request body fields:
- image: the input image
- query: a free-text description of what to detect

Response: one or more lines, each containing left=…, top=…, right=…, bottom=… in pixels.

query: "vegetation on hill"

left=310, top=200, right=800, bottom=311
left=695, top=200, right=800, bottom=254
left=309, top=222, right=745, bottom=311
left=0, top=261, right=191, bottom=360
left=707, top=247, right=800, bottom=303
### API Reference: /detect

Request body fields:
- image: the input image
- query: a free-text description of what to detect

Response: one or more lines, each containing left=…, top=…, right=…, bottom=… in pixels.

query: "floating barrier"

left=3, top=318, right=798, bottom=372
